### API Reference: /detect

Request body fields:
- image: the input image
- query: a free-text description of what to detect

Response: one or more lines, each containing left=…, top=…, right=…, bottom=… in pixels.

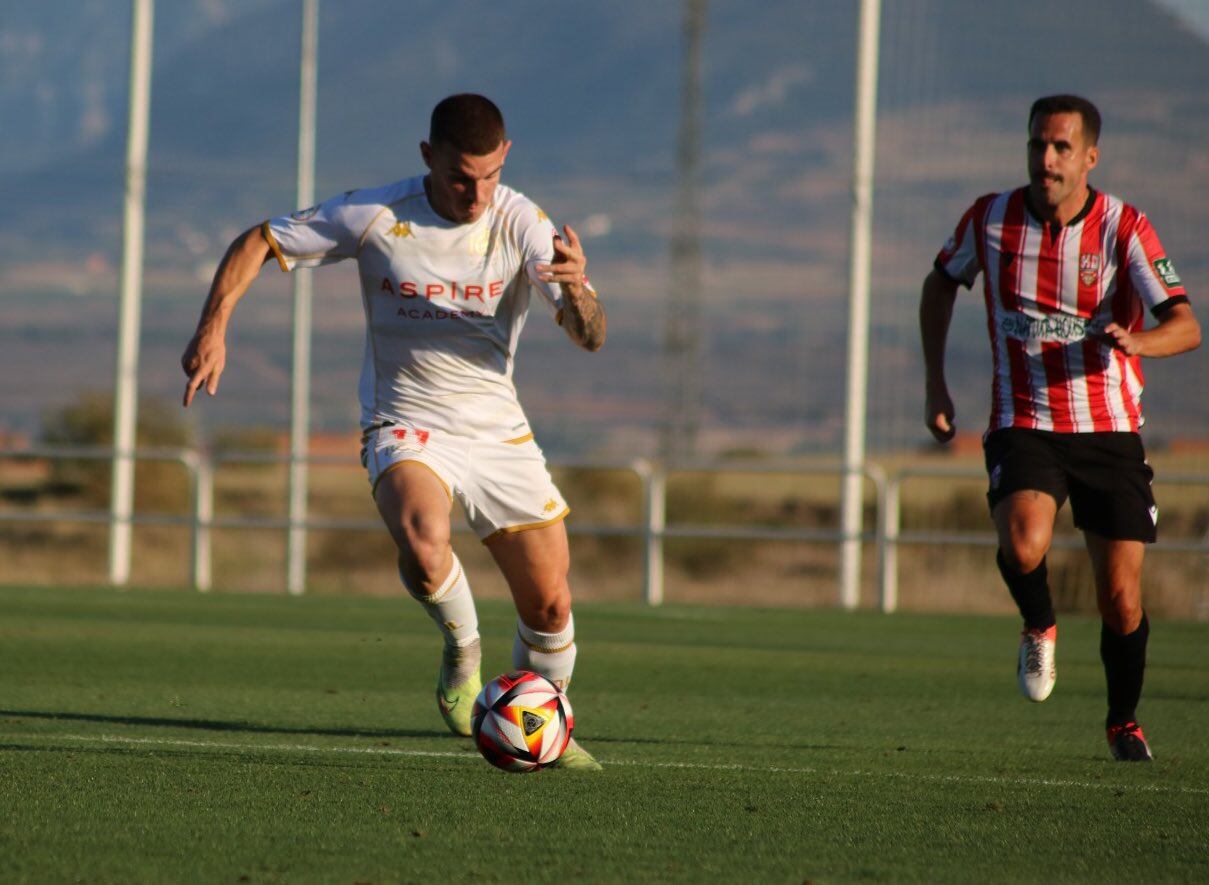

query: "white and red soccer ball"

left=471, top=670, right=573, bottom=773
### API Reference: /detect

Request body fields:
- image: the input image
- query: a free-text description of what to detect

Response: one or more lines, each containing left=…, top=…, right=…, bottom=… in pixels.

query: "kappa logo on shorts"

left=990, top=464, right=1003, bottom=491
left=1079, top=253, right=1100, bottom=286
left=1149, top=506, right=1158, bottom=525
left=542, top=499, right=558, bottom=514
left=391, top=428, right=430, bottom=445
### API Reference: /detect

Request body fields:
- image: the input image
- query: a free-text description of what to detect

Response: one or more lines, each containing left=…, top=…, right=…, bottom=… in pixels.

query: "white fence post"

left=643, top=462, right=666, bottom=606
left=192, top=453, right=214, bottom=592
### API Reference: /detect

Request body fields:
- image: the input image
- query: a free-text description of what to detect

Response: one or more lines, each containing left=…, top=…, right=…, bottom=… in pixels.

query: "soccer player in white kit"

left=181, top=94, right=606, bottom=769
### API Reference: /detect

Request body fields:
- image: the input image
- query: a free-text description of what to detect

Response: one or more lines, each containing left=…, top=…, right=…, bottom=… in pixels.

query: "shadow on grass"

left=0, top=709, right=448, bottom=740
left=3, top=708, right=824, bottom=752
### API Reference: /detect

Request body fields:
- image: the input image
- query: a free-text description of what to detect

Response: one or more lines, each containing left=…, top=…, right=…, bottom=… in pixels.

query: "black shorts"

left=983, top=428, right=1157, bottom=543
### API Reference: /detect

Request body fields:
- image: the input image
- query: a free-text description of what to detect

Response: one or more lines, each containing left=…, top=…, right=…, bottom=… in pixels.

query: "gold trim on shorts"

left=502, top=432, right=535, bottom=445
left=481, top=507, right=570, bottom=543
left=372, top=458, right=453, bottom=504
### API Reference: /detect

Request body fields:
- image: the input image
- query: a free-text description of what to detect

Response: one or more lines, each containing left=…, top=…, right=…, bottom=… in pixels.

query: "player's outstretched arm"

left=181, top=224, right=273, bottom=407
left=537, top=224, right=606, bottom=352
left=1101, top=302, right=1201, bottom=359
left=920, top=268, right=960, bottom=443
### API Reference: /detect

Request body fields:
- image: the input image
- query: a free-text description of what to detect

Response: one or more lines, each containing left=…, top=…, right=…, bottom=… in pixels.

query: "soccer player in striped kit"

left=919, top=95, right=1200, bottom=761
left=181, top=94, right=605, bottom=769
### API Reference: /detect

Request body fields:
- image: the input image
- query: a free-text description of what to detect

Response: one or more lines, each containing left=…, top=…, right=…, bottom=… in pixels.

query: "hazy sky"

left=1153, top=0, right=1209, bottom=41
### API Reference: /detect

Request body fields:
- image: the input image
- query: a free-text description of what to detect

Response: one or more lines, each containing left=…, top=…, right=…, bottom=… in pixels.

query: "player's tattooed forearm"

left=562, top=290, right=606, bottom=351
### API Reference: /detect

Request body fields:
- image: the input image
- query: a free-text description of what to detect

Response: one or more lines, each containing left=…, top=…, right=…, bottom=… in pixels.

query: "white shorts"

left=361, top=424, right=569, bottom=541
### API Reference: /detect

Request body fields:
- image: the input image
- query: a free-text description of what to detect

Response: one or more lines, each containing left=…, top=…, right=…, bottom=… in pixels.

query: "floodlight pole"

left=287, top=0, right=319, bottom=596
left=108, top=0, right=155, bottom=587
left=839, top=0, right=882, bottom=610
left=661, top=0, right=706, bottom=462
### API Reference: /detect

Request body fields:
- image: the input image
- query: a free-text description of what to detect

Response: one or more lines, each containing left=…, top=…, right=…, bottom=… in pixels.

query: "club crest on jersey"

left=468, top=225, right=490, bottom=256
left=1079, top=253, right=1100, bottom=286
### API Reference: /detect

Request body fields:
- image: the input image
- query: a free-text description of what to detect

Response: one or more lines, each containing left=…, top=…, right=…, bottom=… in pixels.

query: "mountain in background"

left=2, top=0, right=1207, bottom=456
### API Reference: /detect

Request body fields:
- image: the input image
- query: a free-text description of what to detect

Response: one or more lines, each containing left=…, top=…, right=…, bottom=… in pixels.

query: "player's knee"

left=394, top=519, right=451, bottom=588
left=1002, top=535, right=1048, bottom=574
left=524, top=594, right=571, bottom=633
left=1099, top=586, right=1143, bottom=635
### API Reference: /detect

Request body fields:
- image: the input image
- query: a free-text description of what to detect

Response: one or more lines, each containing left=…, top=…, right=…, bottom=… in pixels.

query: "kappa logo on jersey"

left=536, top=207, right=549, bottom=223
left=387, top=221, right=413, bottom=238
left=1152, top=258, right=1181, bottom=288
left=942, top=235, right=956, bottom=254
left=291, top=205, right=319, bottom=221
left=391, top=428, right=430, bottom=445
left=1079, top=253, right=1100, bottom=286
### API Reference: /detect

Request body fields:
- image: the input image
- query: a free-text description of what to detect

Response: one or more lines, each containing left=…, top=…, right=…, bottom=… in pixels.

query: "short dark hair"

left=429, top=94, right=506, bottom=154
left=1028, top=94, right=1102, bottom=144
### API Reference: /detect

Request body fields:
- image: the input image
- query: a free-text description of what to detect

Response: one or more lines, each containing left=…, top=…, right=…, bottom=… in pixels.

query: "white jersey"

left=264, top=177, right=578, bottom=441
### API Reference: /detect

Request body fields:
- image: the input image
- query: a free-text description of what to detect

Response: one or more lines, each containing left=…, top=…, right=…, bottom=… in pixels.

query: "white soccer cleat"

left=1017, top=625, right=1057, bottom=702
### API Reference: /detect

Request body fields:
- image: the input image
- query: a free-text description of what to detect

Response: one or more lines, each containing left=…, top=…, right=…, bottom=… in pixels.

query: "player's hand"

left=181, top=329, right=227, bottom=407
left=925, top=387, right=956, bottom=444
left=1099, top=322, right=1141, bottom=356
left=536, top=224, right=587, bottom=298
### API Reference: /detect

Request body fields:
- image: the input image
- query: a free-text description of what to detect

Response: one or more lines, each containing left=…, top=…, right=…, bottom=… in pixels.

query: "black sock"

left=1101, top=613, right=1149, bottom=728
left=996, top=549, right=1055, bottom=630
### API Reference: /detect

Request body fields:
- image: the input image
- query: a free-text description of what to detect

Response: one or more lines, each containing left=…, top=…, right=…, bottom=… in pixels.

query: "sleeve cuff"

left=932, top=256, right=970, bottom=289
left=261, top=220, right=290, bottom=273
left=1151, top=294, right=1189, bottom=318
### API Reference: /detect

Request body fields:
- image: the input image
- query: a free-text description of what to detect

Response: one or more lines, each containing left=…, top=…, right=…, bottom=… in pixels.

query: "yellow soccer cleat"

left=436, top=657, right=481, bottom=737
left=550, top=737, right=603, bottom=771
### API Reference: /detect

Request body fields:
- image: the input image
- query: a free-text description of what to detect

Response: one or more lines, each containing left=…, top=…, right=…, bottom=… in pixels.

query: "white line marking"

left=5, top=732, right=1208, bottom=796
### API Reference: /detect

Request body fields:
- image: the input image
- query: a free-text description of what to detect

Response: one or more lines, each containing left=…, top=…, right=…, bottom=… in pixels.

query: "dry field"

left=2, top=450, right=1207, bottom=618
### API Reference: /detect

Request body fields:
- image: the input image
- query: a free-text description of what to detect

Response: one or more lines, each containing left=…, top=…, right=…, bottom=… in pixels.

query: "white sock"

left=513, top=613, right=577, bottom=690
left=402, top=553, right=479, bottom=648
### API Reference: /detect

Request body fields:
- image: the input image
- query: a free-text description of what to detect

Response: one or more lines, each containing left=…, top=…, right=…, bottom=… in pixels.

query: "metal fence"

left=3, top=446, right=1208, bottom=610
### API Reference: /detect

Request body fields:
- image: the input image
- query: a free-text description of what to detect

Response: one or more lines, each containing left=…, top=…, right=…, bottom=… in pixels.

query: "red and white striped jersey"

left=936, top=187, right=1189, bottom=434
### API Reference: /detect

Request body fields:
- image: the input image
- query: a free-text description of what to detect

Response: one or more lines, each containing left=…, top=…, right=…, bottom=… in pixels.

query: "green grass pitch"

left=1, top=585, right=1207, bottom=883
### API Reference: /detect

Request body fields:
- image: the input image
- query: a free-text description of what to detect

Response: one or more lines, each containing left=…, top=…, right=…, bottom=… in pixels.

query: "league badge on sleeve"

left=1152, top=258, right=1181, bottom=289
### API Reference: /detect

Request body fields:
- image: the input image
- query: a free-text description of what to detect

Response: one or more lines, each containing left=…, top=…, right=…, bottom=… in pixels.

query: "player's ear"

left=500, top=139, right=513, bottom=162
left=1086, top=144, right=1099, bottom=172
left=420, top=141, right=433, bottom=169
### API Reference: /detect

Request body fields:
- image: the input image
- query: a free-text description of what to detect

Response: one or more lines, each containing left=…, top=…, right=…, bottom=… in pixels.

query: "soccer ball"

left=471, top=670, right=573, bottom=773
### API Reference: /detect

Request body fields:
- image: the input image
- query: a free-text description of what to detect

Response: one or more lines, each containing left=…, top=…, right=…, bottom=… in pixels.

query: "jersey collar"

left=1022, top=186, right=1098, bottom=236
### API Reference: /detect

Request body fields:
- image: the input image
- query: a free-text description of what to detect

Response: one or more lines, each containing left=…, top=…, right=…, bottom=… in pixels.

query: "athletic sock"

left=513, top=613, right=577, bottom=691
left=401, top=553, right=480, bottom=684
left=1101, top=612, right=1149, bottom=728
left=997, top=549, right=1056, bottom=631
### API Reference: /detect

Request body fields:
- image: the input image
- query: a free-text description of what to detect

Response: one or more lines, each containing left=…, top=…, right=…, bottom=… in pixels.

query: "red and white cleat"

left=1017, top=625, right=1057, bottom=702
